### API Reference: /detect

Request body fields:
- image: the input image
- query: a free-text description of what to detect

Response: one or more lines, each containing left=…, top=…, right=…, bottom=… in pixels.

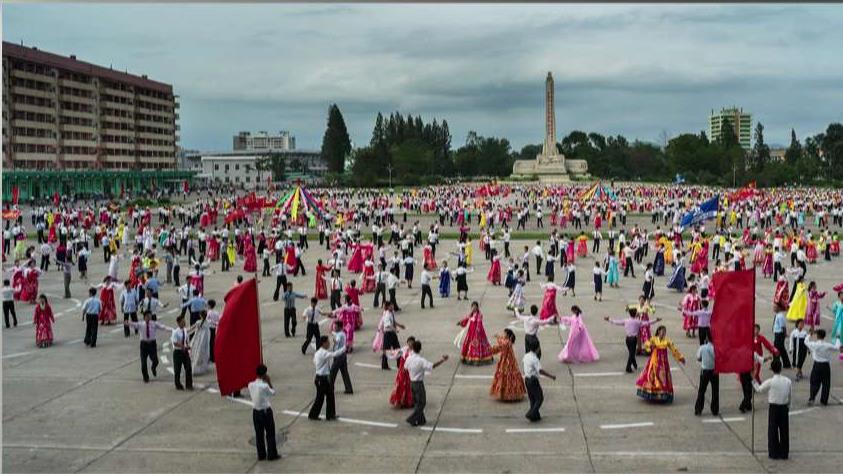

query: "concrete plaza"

left=3, top=232, right=843, bottom=473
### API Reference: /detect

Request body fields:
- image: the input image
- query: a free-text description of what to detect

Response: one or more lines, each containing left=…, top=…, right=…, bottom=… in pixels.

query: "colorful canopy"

left=577, top=180, right=617, bottom=202
left=275, top=185, right=325, bottom=220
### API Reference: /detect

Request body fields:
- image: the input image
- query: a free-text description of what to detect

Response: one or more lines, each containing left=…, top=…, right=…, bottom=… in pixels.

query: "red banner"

left=711, top=270, right=755, bottom=374
left=215, top=278, right=262, bottom=395
left=11, top=186, right=19, bottom=205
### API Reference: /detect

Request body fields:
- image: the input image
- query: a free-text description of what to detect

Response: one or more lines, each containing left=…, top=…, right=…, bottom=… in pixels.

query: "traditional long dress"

left=487, top=256, right=501, bottom=285
left=666, top=261, right=686, bottom=292
left=762, top=249, right=773, bottom=277
left=439, top=267, right=452, bottom=297
left=389, top=347, right=414, bottom=408
left=191, top=318, right=212, bottom=375
left=11, top=267, right=24, bottom=301
left=335, top=304, right=362, bottom=350
left=347, top=245, right=364, bottom=273
left=681, top=292, right=700, bottom=331
left=362, top=260, right=376, bottom=292
left=606, top=256, right=619, bottom=286
left=99, top=284, right=118, bottom=324
left=653, top=248, right=665, bottom=276
left=243, top=240, right=257, bottom=273
left=20, top=268, right=41, bottom=304
left=786, top=282, right=807, bottom=322
left=804, top=289, right=826, bottom=327
left=34, top=303, right=55, bottom=346
left=207, top=236, right=220, bottom=261
left=539, top=285, right=560, bottom=320
left=557, top=314, right=600, bottom=363
left=455, top=310, right=494, bottom=365
left=489, top=335, right=526, bottom=401
left=315, top=264, right=330, bottom=300
left=423, top=246, right=437, bottom=270
left=507, top=279, right=525, bottom=311
left=576, top=236, right=588, bottom=257
left=636, top=336, right=684, bottom=403
left=189, top=271, right=205, bottom=296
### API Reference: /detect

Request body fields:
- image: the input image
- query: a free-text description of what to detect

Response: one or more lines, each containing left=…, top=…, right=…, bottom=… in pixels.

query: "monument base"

left=511, top=159, right=588, bottom=182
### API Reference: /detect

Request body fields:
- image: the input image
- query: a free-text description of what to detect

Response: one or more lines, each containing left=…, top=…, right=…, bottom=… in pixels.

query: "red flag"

left=215, top=278, right=262, bottom=395
left=53, top=191, right=59, bottom=207
left=11, top=186, right=19, bottom=205
left=183, top=180, right=189, bottom=194
left=711, top=270, right=755, bottom=374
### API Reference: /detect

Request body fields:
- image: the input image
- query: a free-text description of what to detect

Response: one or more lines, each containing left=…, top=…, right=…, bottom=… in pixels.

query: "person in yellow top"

left=465, top=239, right=474, bottom=267
left=335, top=213, right=345, bottom=227
left=663, top=238, right=674, bottom=266
left=786, top=276, right=808, bottom=321
left=636, top=326, right=685, bottom=404
left=479, top=212, right=487, bottom=229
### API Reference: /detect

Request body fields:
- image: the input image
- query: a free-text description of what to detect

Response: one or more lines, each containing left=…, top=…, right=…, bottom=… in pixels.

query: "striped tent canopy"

left=577, top=180, right=617, bottom=202
left=275, top=184, right=326, bottom=221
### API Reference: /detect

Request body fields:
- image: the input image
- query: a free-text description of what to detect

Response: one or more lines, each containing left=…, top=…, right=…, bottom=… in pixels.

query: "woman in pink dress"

left=347, top=244, right=364, bottom=273
left=455, top=302, right=494, bottom=365
left=680, top=285, right=701, bottom=339
left=423, top=244, right=437, bottom=271
left=331, top=296, right=362, bottom=352
left=97, top=276, right=121, bottom=325
left=243, top=237, right=257, bottom=273
left=805, top=281, right=826, bottom=328
left=33, top=294, right=55, bottom=348
left=344, top=280, right=364, bottom=329
left=20, top=261, right=41, bottom=304
left=486, top=250, right=502, bottom=285
left=566, top=240, right=575, bottom=264
left=761, top=245, right=774, bottom=278
left=557, top=305, right=600, bottom=363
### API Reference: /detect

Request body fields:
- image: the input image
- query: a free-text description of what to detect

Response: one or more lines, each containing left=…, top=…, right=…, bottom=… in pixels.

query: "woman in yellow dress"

left=786, top=276, right=808, bottom=322
left=465, top=238, right=474, bottom=266
left=663, top=238, right=674, bottom=266
left=479, top=212, right=487, bottom=229
left=636, top=325, right=685, bottom=403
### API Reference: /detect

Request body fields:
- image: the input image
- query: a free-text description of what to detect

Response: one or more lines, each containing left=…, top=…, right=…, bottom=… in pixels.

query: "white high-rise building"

left=233, top=130, right=295, bottom=152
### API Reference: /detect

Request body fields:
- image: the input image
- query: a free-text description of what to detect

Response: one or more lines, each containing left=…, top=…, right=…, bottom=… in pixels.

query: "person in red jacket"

left=739, top=324, right=779, bottom=413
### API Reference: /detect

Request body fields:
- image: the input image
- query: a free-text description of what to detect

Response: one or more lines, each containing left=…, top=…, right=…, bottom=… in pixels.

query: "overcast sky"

left=5, top=4, right=842, bottom=151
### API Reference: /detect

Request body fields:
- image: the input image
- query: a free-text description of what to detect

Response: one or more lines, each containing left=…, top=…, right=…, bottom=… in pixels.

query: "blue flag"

left=680, top=195, right=719, bottom=229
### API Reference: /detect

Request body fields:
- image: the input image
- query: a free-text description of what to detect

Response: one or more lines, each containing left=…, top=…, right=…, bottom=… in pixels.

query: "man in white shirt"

left=248, top=365, right=280, bottom=461
left=523, top=337, right=556, bottom=422
left=308, top=336, right=346, bottom=421
left=420, top=264, right=436, bottom=309
left=805, top=329, right=841, bottom=405
left=404, top=340, right=449, bottom=426
left=125, top=311, right=173, bottom=382
left=753, top=359, right=792, bottom=460
left=170, top=315, right=193, bottom=390
left=531, top=241, right=543, bottom=277
left=514, top=305, right=555, bottom=358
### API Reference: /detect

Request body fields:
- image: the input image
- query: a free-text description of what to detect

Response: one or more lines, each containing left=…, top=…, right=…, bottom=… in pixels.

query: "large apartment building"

left=2, top=41, right=179, bottom=170
left=233, top=130, right=295, bottom=152
left=709, top=107, right=752, bottom=150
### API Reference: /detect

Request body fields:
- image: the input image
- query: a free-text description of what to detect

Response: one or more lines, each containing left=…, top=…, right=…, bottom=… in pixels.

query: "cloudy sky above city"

left=5, top=4, right=842, bottom=152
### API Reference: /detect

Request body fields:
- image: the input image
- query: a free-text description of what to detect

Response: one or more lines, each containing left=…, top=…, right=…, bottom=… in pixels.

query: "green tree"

left=350, top=147, right=381, bottom=186
left=256, top=153, right=286, bottom=182
left=785, top=129, right=802, bottom=165
left=320, top=104, right=352, bottom=173
left=751, top=122, right=770, bottom=172
left=391, top=139, right=435, bottom=181
left=822, top=123, right=843, bottom=181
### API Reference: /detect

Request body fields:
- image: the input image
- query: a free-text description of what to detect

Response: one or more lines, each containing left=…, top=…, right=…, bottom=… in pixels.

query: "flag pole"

left=751, top=391, right=755, bottom=454
left=751, top=270, right=757, bottom=455
left=254, top=272, right=264, bottom=363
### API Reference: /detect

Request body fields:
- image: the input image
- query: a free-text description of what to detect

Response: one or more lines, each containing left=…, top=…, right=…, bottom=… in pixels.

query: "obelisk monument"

left=511, top=71, right=588, bottom=181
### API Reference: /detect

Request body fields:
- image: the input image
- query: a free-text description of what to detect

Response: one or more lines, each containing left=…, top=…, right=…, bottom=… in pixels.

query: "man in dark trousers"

left=694, top=335, right=719, bottom=416
left=301, top=297, right=329, bottom=354
left=404, top=340, right=449, bottom=426
left=282, top=283, right=305, bottom=338
left=171, top=315, right=193, bottom=390
left=125, top=310, right=172, bottom=383
left=309, top=336, right=345, bottom=420
left=753, top=359, right=792, bottom=460
left=81, top=287, right=102, bottom=348
left=372, top=265, right=388, bottom=308
left=330, top=321, right=353, bottom=394
left=805, top=328, right=841, bottom=405
left=523, top=338, right=556, bottom=422
left=248, top=365, right=280, bottom=461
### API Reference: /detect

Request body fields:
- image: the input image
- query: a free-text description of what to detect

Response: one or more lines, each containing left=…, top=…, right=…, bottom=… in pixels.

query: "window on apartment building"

left=225, top=164, right=229, bottom=171
left=214, top=164, right=219, bottom=170
left=235, top=164, right=240, bottom=170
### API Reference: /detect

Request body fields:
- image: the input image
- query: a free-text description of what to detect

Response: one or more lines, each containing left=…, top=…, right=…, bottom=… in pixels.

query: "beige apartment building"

left=2, top=41, right=179, bottom=170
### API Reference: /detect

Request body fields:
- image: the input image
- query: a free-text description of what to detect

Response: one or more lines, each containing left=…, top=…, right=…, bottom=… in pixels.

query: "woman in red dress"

left=98, top=276, right=121, bottom=325
left=486, top=250, right=502, bottom=285
left=389, top=336, right=416, bottom=409
left=243, top=237, right=257, bottom=273
left=423, top=244, right=437, bottom=271
left=347, top=244, right=364, bottom=273
left=361, top=256, right=376, bottom=293
left=455, top=301, right=494, bottom=365
left=344, top=280, right=364, bottom=329
left=20, top=261, right=41, bottom=304
left=314, top=259, right=330, bottom=300
left=33, top=294, right=55, bottom=348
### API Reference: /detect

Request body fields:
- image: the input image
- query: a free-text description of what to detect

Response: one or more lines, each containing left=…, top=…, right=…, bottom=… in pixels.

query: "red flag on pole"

left=11, top=186, right=19, bottom=205
left=53, top=191, right=60, bottom=207
left=711, top=270, right=755, bottom=374
left=215, top=278, right=262, bottom=395
left=183, top=180, right=189, bottom=194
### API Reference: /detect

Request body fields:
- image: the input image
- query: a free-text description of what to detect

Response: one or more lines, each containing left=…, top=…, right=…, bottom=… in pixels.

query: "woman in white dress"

left=190, top=310, right=212, bottom=375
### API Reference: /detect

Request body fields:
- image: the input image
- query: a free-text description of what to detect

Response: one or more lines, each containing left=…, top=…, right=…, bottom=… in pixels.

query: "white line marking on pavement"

left=282, top=409, right=308, bottom=418
left=575, top=371, right=624, bottom=377
left=207, top=387, right=219, bottom=394
left=420, top=426, right=483, bottom=433
left=592, top=451, right=750, bottom=457
left=454, top=374, right=493, bottom=379
left=354, top=362, right=382, bottom=369
left=162, top=347, right=170, bottom=354
left=789, top=407, right=817, bottom=416
left=319, top=319, right=330, bottom=326
left=3, top=351, right=34, bottom=359
left=702, top=417, right=745, bottom=423
left=167, top=308, right=179, bottom=315
left=162, top=342, right=170, bottom=349
left=160, top=355, right=169, bottom=364
left=166, top=367, right=174, bottom=374
left=505, top=427, right=565, bottom=433
left=600, top=422, right=654, bottom=430
left=109, top=327, right=123, bottom=333
left=67, top=338, right=84, bottom=345
left=227, top=396, right=254, bottom=407
left=337, top=417, right=398, bottom=428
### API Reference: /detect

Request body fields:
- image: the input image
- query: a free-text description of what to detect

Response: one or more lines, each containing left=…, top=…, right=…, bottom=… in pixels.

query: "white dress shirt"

left=130, top=320, right=172, bottom=342
left=523, top=352, right=541, bottom=378
left=313, top=347, right=345, bottom=376
left=171, top=327, right=190, bottom=349
left=248, top=378, right=276, bottom=410
left=753, top=374, right=792, bottom=405
left=804, top=338, right=842, bottom=363
left=515, top=310, right=552, bottom=336
left=404, top=353, right=433, bottom=382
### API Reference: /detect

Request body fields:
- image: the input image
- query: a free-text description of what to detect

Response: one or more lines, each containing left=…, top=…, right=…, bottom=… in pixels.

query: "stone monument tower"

left=511, top=71, right=588, bottom=181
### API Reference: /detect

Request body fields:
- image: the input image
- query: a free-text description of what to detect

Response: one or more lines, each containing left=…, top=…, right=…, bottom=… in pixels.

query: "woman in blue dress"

left=439, top=261, right=452, bottom=297
left=653, top=244, right=665, bottom=277
left=666, top=252, right=687, bottom=292
left=606, top=250, right=619, bottom=288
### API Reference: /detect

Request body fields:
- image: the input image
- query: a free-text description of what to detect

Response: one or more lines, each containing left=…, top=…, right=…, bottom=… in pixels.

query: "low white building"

left=199, top=152, right=270, bottom=189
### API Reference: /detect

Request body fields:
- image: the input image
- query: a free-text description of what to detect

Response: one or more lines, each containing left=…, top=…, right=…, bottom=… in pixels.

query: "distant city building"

left=198, top=149, right=326, bottom=188
left=2, top=41, right=179, bottom=170
left=177, top=147, right=202, bottom=171
left=709, top=107, right=752, bottom=150
left=233, top=130, right=295, bottom=152
left=770, top=147, right=787, bottom=162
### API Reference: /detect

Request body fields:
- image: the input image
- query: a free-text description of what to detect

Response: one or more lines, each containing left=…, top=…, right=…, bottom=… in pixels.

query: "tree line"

left=318, top=104, right=843, bottom=186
